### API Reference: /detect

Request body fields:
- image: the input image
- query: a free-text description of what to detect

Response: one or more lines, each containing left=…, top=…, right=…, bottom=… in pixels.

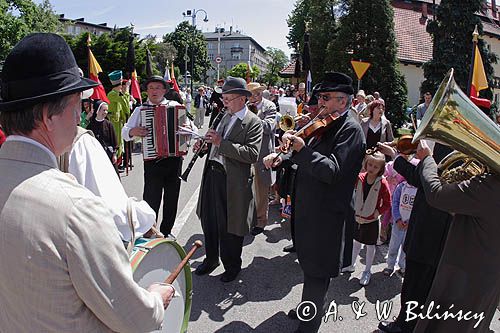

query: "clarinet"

left=180, top=108, right=226, bottom=181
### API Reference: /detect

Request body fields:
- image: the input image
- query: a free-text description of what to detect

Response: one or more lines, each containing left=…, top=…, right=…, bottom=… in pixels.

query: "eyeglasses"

left=316, top=94, right=345, bottom=102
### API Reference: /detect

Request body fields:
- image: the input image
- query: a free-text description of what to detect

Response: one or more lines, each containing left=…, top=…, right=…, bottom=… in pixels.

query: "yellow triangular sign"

left=351, top=60, right=371, bottom=80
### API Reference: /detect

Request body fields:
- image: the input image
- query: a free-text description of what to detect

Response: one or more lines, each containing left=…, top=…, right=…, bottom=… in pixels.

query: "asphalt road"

left=121, top=129, right=500, bottom=332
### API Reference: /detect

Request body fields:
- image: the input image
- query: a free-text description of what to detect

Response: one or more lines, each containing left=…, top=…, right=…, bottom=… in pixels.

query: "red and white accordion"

left=140, top=104, right=189, bottom=160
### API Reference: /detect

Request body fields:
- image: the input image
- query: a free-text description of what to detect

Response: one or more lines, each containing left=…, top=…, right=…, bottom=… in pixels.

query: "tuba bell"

left=413, top=68, right=500, bottom=180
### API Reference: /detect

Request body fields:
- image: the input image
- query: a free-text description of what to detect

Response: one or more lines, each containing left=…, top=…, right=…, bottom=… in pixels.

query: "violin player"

left=263, top=72, right=365, bottom=333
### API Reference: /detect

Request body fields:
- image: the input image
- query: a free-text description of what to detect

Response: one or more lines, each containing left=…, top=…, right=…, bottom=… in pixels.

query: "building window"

left=208, top=54, right=214, bottom=60
left=232, top=53, right=241, bottom=60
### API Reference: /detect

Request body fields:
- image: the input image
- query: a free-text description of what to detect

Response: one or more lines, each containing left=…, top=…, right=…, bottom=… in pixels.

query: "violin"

left=366, top=134, right=419, bottom=155
left=396, top=134, right=419, bottom=155
left=280, top=108, right=340, bottom=153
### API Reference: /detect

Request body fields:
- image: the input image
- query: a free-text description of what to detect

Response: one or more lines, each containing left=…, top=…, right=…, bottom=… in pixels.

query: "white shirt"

left=369, top=120, right=382, bottom=133
left=122, top=98, right=177, bottom=141
left=210, top=105, right=248, bottom=166
left=68, top=133, right=156, bottom=241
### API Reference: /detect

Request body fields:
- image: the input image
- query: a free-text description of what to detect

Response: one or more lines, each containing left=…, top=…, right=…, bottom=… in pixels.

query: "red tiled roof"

left=393, top=6, right=433, bottom=64
left=393, top=0, right=500, bottom=64
left=279, top=60, right=297, bottom=77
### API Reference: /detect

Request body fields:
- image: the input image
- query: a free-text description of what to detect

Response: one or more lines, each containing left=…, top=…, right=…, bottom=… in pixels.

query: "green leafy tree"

left=263, top=47, right=288, bottom=86
left=227, top=63, right=259, bottom=81
left=328, top=0, right=408, bottom=128
left=0, top=0, right=62, bottom=62
left=153, top=41, right=177, bottom=74
left=163, top=21, right=210, bottom=83
left=421, top=0, right=497, bottom=107
left=287, top=0, right=311, bottom=51
left=306, top=0, right=338, bottom=83
left=65, top=28, right=151, bottom=92
left=287, top=0, right=338, bottom=83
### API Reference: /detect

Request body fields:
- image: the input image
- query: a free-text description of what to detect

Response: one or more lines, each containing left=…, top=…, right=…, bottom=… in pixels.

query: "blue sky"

left=37, top=0, right=296, bottom=57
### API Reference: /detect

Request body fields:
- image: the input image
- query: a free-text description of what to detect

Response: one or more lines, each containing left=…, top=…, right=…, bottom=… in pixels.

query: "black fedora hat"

left=221, top=76, right=251, bottom=97
left=143, top=75, right=167, bottom=89
left=0, top=33, right=98, bottom=112
left=315, top=72, right=354, bottom=95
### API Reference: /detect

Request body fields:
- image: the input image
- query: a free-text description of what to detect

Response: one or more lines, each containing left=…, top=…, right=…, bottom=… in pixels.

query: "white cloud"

left=135, top=20, right=176, bottom=31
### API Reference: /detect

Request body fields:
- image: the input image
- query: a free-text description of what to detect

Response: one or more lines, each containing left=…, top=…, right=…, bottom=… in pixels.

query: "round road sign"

left=215, top=56, right=222, bottom=64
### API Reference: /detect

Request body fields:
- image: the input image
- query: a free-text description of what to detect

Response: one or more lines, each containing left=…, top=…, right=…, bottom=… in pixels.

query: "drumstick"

left=164, top=240, right=203, bottom=284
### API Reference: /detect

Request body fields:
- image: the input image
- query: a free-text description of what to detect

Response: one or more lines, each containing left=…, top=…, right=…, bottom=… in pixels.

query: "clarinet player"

left=193, top=77, right=263, bottom=283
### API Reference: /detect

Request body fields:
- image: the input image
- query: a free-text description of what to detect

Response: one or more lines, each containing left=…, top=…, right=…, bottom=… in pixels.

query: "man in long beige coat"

left=0, top=33, right=173, bottom=332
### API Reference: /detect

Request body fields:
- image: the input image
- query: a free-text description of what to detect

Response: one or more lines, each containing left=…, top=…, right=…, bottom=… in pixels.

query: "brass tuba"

left=413, top=68, right=500, bottom=182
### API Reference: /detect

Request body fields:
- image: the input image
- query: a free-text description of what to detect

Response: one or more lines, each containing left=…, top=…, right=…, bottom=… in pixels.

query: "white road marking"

left=171, top=186, right=200, bottom=237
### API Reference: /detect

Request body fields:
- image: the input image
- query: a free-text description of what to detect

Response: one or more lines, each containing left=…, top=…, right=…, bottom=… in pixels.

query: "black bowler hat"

left=315, top=72, right=354, bottom=95
left=0, top=33, right=98, bottom=112
left=221, top=76, right=251, bottom=97
left=143, top=75, right=167, bottom=89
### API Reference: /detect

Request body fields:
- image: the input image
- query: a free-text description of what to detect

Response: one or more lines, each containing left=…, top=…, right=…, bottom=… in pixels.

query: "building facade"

left=393, top=0, right=500, bottom=107
left=203, top=27, right=271, bottom=86
left=58, top=14, right=114, bottom=36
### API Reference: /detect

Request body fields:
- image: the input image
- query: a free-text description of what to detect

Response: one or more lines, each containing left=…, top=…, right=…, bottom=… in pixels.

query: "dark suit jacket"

left=285, top=112, right=365, bottom=278
left=208, top=91, right=224, bottom=127
left=164, top=89, right=183, bottom=104
left=394, top=156, right=451, bottom=267
left=414, top=156, right=500, bottom=333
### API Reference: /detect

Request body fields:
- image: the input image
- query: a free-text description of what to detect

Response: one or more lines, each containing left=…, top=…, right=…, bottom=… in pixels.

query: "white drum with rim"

left=130, top=238, right=192, bottom=333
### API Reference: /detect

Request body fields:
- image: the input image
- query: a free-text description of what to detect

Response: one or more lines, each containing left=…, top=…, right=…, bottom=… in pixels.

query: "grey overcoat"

left=197, top=108, right=263, bottom=236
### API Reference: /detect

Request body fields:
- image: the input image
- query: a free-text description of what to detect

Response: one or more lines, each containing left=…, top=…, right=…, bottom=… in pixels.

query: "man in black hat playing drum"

left=264, top=72, right=365, bottom=333
left=0, top=33, right=173, bottom=332
left=193, top=76, right=263, bottom=282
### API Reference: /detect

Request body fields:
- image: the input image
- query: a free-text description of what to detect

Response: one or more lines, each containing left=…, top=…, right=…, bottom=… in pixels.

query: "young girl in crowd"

left=379, top=161, right=406, bottom=244
left=343, top=151, right=391, bottom=286
left=384, top=159, right=419, bottom=277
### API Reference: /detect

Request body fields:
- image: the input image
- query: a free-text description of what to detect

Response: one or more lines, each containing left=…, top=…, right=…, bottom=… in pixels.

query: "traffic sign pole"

left=215, top=55, right=222, bottom=81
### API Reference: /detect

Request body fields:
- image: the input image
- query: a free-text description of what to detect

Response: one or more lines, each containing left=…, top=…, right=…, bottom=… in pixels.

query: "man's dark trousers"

left=143, top=157, right=182, bottom=235
left=200, top=161, right=244, bottom=273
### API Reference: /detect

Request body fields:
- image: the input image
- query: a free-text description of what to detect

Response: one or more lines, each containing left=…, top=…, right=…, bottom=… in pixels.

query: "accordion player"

left=139, top=103, right=190, bottom=160
left=122, top=79, right=196, bottom=237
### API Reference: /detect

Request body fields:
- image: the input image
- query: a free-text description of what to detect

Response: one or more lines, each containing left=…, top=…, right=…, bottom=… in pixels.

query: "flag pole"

left=467, top=25, right=479, bottom=96
left=87, top=33, right=91, bottom=79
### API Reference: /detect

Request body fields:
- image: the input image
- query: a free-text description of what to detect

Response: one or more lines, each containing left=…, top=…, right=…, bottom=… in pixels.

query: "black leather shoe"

left=283, top=244, right=296, bottom=253
left=251, top=227, right=264, bottom=236
left=378, top=321, right=402, bottom=333
left=220, top=269, right=240, bottom=282
left=194, top=261, right=219, bottom=276
left=287, top=309, right=298, bottom=320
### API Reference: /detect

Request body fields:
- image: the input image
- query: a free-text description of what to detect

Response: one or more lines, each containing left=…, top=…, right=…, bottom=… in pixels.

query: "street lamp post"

left=184, top=44, right=188, bottom=89
left=217, top=30, right=221, bottom=81
left=182, top=8, right=208, bottom=98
